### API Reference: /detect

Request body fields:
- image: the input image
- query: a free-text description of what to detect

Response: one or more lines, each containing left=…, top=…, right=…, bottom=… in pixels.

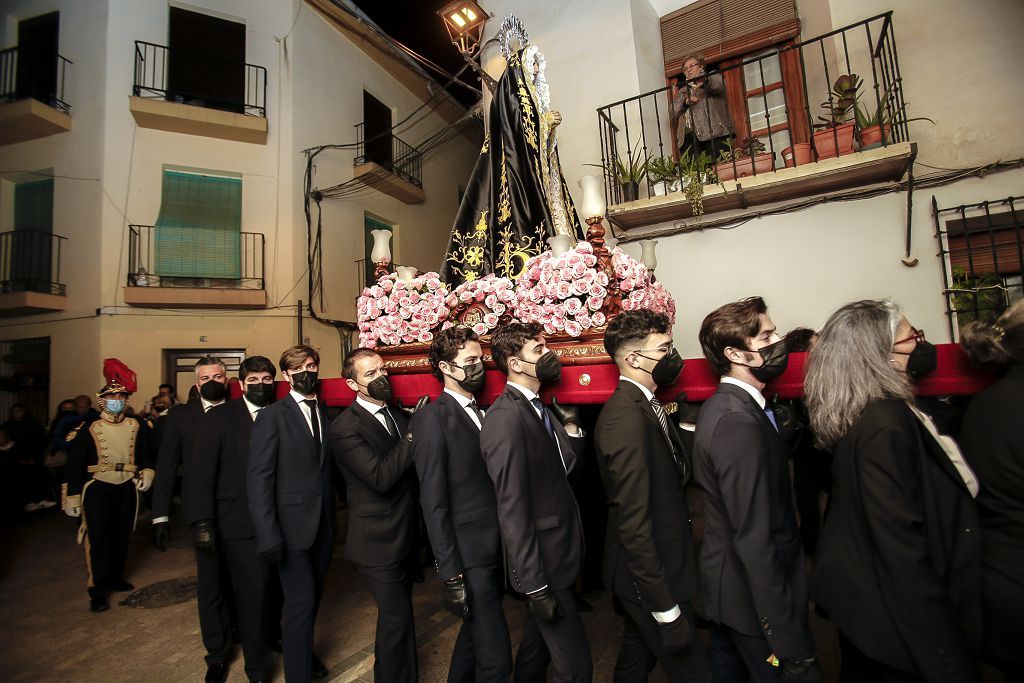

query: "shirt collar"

left=444, top=387, right=476, bottom=408
left=290, top=389, right=317, bottom=404
left=505, top=380, right=538, bottom=403
left=720, top=375, right=766, bottom=409
left=619, top=375, right=655, bottom=401
left=200, top=397, right=224, bottom=413
left=355, top=395, right=386, bottom=415
left=242, top=396, right=262, bottom=419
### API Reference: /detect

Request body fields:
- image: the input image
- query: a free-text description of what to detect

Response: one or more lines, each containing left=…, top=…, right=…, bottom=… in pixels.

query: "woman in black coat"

left=959, top=299, right=1024, bottom=678
left=804, top=300, right=982, bottom=682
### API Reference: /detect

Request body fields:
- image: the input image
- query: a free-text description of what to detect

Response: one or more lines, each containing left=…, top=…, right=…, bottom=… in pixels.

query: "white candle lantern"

left=396, top=265, right=418, bottom=283
left=547, top=234, right=572, bottom=257
left=639, top=239, right=658, bottom=272
left=370, top=229, right=392, bottom=265
left=578, top=174, right=607, bottom=221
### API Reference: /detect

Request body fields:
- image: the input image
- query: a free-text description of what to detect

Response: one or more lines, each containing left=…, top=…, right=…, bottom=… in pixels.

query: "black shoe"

left=110, top=579, right=134, bottom=592
left=311, top=653, right=328, bottom=679
left=89, top=596, right=109, bottom=612
left=204, top=661, right=229, bottom=683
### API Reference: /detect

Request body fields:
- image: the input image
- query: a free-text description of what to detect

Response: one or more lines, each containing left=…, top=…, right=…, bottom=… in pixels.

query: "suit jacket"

left=480, top=384, right=585, bottom=593
left=329, top=401, right=418, bottom=568
left=693, top=381, right=813, bottom=659
left=247, top=395, right=335, bottom=554
left=812, top=398, right=982, bottom=680
left=153, top=399, right=206, bottom=521
left=595, top=380, right=697, bottom=612
left=191, top=399, right=261, bottom=539
left=411, top=391, right=501, bottom=582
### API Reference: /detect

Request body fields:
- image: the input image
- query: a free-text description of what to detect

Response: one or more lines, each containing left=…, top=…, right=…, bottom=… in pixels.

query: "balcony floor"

left=352, top=161, right=425, bottom=204
left=123, top=286, right=266, bottom=309
left=128, top=96, right=267, bottom=144
left=0, top=98, right=72, bottom=145
left=0, top=290, right=67, bottom=316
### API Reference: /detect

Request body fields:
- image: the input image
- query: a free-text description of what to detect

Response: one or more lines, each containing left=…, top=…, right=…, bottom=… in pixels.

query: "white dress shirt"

left=720, top=375, right=766, bottom=409
left=444, top=387, right=483, bottom=430
left=200, top=397, right=224, bottom=413
left=355, top=395, right=395, bottom=435
left=290, top=389, right=322, bottom=438
left=243, top=396, right=263, bottom=422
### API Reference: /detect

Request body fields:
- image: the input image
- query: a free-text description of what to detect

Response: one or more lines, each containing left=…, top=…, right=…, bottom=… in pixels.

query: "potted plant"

left=854, top=90, right=935, bottom=149
left=647, top=155, right=679, bottom=196
left=813, top=73, right=860, bottom=158
left=714, top=137, right=774, bottom=181
left=781, top=142, right=815, bottom=167
left=589, top=141, right=648, bottom=203
left=677, top=149, right=712, bottom=215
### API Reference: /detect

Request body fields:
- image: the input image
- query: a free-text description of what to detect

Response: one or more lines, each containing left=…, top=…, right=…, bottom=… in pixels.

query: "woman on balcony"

left=671, top=54, right=733, bottom=160
left=804, top=300, right=982, bottom=682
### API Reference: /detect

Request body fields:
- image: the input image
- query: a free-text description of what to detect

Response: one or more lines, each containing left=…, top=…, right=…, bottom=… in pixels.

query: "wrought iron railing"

left=128, top=225, right=265, bottom=290
left=0, top=229, right=66, bottom=296
left=597, top=12, right=911, bottom=206
left=0, top=46, right=72, bottom=113
left=354, top=123, right=423, bottom=188
left=132, top=40, right=267, bottom=117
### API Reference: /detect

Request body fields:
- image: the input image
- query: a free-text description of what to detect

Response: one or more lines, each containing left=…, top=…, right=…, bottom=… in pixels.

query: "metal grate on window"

left=932, top=195, right=1024, bottom=339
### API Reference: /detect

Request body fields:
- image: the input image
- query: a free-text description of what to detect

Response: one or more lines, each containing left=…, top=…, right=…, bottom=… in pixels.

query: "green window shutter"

left=155, top=170, right=241, bottom=278
left=14, top=178, right=54, bottom=232
left=12, top=178, right=54, bottom=290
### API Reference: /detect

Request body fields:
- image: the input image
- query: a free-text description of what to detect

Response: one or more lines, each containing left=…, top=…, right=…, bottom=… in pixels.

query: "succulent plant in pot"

left=647, top=155, right=680, bottom=196
left=854, top=88, right=935, bottom=149
left=714, top=137, right=774, bottom=181
left=813, top=73, right=861, bottom=158
left=677, top=149, right=712, bottom=216
left=588, top=141, right=648, bottom=203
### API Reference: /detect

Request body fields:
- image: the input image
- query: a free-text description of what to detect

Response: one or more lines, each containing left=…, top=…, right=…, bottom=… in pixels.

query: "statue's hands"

left=550, top=111, right=562, bottom=127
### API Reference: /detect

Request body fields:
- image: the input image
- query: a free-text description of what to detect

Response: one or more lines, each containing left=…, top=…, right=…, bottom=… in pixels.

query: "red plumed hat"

left=97, top=358, right=138, bottom=397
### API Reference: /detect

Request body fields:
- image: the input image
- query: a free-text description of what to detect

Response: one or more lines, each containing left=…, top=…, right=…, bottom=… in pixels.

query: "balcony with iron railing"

left=124, top=224, right=267, bottom=308
left=0, top=46, right=73, bottom=145
left=0, top=229, right=67, bottom=316
left=596, top=12, right=918, bottom=229
left=129, top=40, right=268, bottom=144
left=351, top=123, right=425, bottom=204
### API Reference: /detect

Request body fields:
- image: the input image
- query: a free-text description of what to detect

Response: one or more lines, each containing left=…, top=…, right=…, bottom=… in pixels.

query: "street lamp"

left=437, top=0, right=497, bottom=92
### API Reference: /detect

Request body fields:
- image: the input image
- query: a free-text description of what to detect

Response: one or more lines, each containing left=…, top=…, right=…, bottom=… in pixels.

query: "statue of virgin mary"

left=441, top=16, right=584, bottom=286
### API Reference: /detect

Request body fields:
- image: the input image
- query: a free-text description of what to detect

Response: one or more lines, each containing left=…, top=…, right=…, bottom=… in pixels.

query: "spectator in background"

left=53, top=395, right=100, bottom=446
left=1, top=406, right=55, bottom=513
left=159, top=383, right=179, bottom=406
left=671, top=54, right=733, bottom=161
left=958, top=299, right=1024, bottom=680
left=805, top=300, right=981, bottom=682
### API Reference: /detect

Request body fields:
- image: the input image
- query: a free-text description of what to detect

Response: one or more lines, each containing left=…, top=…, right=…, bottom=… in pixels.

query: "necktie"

left=303, top=399, right=321, bottom=449
left=764, top=407, right=779, bottom=432
left=252, top=407, right=262, bottom=422
left=650, top=397, right=677, bottom=455
left=468, top=400, right=485, bottom=429
left=530, top=397, right=557, bottom=443
left=378, top=406, right=400, bottom=439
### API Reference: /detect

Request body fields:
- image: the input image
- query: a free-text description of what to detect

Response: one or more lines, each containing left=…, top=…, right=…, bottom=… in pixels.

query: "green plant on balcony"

left=589, top=141, right=648, bottom=202
left=854, top=88, right=934, bottom=147
left=677, top=149, right=712, bottom=216
left=716, top=136, right=767, bottom=163
left=815, top=73, right=861, bottom=129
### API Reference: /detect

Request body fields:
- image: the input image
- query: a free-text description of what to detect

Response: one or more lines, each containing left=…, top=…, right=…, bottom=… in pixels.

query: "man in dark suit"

left=191, top=356, right=280, bottom=683
left=595, top=310, right=711, bottom=682
left=248, top=345, right=334, bottom=682
left=412, top=326, right=511, bottom=682
left=329, top=348, right=419, bottom=682
left=693, top=297, right=821, bottom=683
left=151, top=356, right=234, bottom=683
left=481, top=322, right=591, bottom=683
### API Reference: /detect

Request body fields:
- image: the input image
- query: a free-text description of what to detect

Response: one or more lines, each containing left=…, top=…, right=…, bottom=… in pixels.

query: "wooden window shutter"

left=661, top=0, right=799, bottom=74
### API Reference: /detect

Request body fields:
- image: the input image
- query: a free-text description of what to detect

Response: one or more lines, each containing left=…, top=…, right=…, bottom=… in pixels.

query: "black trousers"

left=838, top=632, right=924, bottom=683
left=195, top=543, right=234, bottom=665
left=708, top=623, right=781, bottom=683
left=514, top=586, right=592, bottom=683
left=357, top=561, right=418, bottom=682
left=222, top=536, right=276, bottom=681
left=82, top=480, right=135, bottom=596
left=279, top=510, right=334, bottom=683
left=448, top=564, right=512, bottom=683
left=614, top=601, right=711, bottom=683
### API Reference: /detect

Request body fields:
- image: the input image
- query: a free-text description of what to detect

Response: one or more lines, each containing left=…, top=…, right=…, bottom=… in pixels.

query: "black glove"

left=442, top=576, right=471, bottom=619
left=398, top=394, right=431, bottom=416
left=549, top=397, right=580, bottom=429
left=657, top=612, right=693, bottom=653
left=190, top=519, right=216, bottom=556
left=782, top=657, right=823, bottom=683
left=527, top=587, right=562, bottom=623
left=152, top=521, right=170, bottom=552
left=260, top=543, right=285, bottom=566
left=770, top=394, right=796, bottom=429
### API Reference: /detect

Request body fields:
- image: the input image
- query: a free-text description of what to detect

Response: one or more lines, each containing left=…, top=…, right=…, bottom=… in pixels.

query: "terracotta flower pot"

left=714, top=152, right=775, bottom=181
left=813, top=122, right=856, bottom=159
left=781, top=142, right=815, bottom=168
left=859, top=123, right=892, bottom=149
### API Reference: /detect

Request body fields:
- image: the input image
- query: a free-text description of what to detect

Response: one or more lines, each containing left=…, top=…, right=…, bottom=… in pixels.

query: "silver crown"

left=498, top=15, right=530, bottom=60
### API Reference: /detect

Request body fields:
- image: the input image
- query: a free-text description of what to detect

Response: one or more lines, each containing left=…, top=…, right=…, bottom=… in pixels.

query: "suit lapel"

left=282, top=397, right=317, bottom=459
left=350, top=401, right=396, bottom=449
left=718, top=382, right=777, bottom=434
left=441, top=392, right=480, bottom=434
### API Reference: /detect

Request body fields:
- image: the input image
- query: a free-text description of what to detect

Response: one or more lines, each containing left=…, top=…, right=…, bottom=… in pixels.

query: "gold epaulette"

left=65, top=422, right=85, bottom=442
left=663, top=402, right=679, bottom=415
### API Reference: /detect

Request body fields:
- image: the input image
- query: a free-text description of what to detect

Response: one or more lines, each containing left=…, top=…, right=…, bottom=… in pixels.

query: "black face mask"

left=637, top=348, right=685, bottom=386
left=518, top=350, right=561, bottom=384
left=359, top=375, right=392, bottom=402
left=199, top=380, right=227, bottom=402
left=245, top=383, right=276, bottom=407
left=448, top=361, right=486, bottom=394
left=899, top=340, right=937, bottom=381
left=742, top=339, right=789, bottom=383
left=290, top=370, right=319, bottom=396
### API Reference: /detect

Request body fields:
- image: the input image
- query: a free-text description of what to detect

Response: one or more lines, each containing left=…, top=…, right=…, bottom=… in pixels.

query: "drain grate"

left=120, top=576, right=198, bottom=608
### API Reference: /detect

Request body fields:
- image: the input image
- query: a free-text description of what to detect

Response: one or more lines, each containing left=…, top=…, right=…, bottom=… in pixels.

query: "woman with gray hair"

left=804, top=299, right=982, bottom=682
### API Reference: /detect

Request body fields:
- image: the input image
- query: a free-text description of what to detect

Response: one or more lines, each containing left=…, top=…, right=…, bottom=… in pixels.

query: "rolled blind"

left=661, top=0, right=798, bottom=73
left=155, top=170, right=241, bottom=279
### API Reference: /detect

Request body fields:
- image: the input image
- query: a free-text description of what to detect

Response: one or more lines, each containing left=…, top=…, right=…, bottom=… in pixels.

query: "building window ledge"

left=0, top=290, right=66, bottom=316
left=128, top=96, right=267, bottom=144
left=0, top=98, right=72, bottom=146
left=123, top=285, right=266, bottom=309
left=608, top=142, right=915, bottom=230
left=352, top=161, right=426, bottom=204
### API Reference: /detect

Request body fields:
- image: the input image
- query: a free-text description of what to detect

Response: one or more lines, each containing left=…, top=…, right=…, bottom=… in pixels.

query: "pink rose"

left=591, top=311, right=607, bottom=327
left=571, top=262, right=587, bottom=278
left=620, top=277, right=635, bottom=292
left=572, top=280, right=589, bottom=297
left=441, top=320, right=455, bottom=331
left=555, top=281, right=573, bottom=299
left=564, top=298, right=583, bottom=315
left=418, top=331, right=433, bottom=343
left=567, top=253, right=582, bottom=266
left=472, top=323, right=488, bottom=336
left=588, top=284, right=605, bottom=298
left=484, top=313, right=499, bottom=327
left=587, top=295, right=604, bottom=311
left=565, top=320, right=583, bottom=337
left=583, top=254, right=597, bottom=268
left=493, top=303, right=507, bottom=315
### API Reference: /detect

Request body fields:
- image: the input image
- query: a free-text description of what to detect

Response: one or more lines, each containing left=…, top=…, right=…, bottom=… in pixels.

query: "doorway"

left=16, top=12, right=59, bottom=106
left=167, top=7, right=245, bottom=113
left=363, top=91, right=393, bottom=169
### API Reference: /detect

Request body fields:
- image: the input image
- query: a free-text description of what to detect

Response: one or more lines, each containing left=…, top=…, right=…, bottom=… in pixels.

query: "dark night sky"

left=350, top=0, right=484, bottom=108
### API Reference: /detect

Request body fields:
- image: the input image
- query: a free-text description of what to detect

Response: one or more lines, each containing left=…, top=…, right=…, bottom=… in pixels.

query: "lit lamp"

left=639, top=239, right=659, bottom=276
left=370, top=229, right=392, bottom=280
left=579, top=174, right=612, bottom=264
left=547, top=234, right=572, bottom=257
left=396, top=265, right=418, bottom=283
left=437, top=0, right=497, bottom=91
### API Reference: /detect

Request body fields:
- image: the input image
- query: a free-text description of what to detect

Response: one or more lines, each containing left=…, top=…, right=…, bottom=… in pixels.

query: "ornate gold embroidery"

left=480, top=133, right=490, bottom=154
left=498, top=149, right=511, bottom=224
left=473, top=210, right=489, bottom=237
left=494, top=222, right=542, bottom=280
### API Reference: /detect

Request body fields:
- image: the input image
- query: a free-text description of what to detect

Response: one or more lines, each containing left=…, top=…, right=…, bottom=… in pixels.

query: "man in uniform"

left=62, top=359, right=155, bottom=612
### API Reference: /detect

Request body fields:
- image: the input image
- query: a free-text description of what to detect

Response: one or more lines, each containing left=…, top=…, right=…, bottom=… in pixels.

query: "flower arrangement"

left=514, top=241, right=610, bottom=337
left=443, top=274, right=517, bottom=336
left=356, top=271, right=451, bottom=348
left=612, top=247, right=676, bottom=322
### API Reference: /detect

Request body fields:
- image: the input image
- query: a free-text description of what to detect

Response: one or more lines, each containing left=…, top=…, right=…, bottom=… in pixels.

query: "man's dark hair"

left=239, top=355, right=276, bottom=381
left=342, top=347, right=380, bottom=381
left=279, top=345, right=320, bottom=373
left=491, top=322, right=542, bottom=374
left=604, top=310, right=671, bottom=362
left=783, top=327, right=816, bottom=353
left=158, top=383, right=174, bottom=392
left=429, top=326, right=479, bottom=381
left=699, top=296, right=768, bottom=376
left=195, top=356, right=225, bottom=372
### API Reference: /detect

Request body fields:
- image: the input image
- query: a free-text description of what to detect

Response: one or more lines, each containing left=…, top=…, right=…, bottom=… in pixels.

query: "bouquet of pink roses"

left=356, top=272, right=450, bottom=348
left=611, top=247, right=676, bottom=322
left=513, top=241, right=610, bottom=337
left=443, top=274, right=517, bottom=336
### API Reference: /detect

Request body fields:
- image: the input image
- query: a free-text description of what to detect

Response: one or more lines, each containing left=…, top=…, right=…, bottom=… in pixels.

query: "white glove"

left=136, top=469, right=155, bottom=492
left=65, top=506, right=81, bottom=518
